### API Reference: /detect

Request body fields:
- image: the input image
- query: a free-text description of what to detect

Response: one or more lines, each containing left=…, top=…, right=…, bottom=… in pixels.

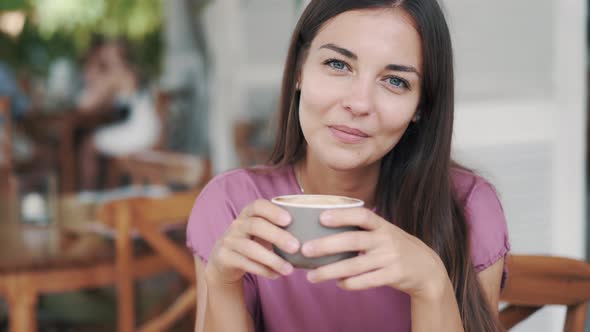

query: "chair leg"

left=115, top=204, right=135, bottom=332
left=564, top=302, right=589, bottom=332
left=499, top=305, right=542, bottom=330
left=106, top=158, right=123, bottom=189
left=138, top=286, right=196, bottom=332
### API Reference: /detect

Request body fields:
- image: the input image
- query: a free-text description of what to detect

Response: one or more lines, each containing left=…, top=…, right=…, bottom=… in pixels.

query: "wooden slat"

left=133, top=217, right=195, bottom=281
left=502, top=256, right=590, bottom=306
left=136, top=190, right=200, bottom=226
left=0, top=97, right=13, bottom=173
left=0, top=255, right=168, bottom=295
left=564, top=302, right=589, bottom=332
left=114, top=201, right=135, bottom=332
left=97, top=190, right=199, bottom=229
left=500, top=255, right=590, bottom=331
left=138, top=286, right=196, bottom=332
left=502, top=275, right=590, bottom=306
left=499, top=305, right=541, bottom=330
left=115, top=151, right=211, bottom=190
left=507, top=255, right=590, bottom=279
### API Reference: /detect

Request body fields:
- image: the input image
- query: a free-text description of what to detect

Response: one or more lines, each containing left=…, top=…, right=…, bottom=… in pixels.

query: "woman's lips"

left=329, top=125, right=369, bottom=144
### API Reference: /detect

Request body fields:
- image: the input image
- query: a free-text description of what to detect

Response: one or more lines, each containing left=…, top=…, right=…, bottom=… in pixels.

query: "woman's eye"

left=326, top=59, right=348, bottom=71
left=387, top=77, right=408, bottom=89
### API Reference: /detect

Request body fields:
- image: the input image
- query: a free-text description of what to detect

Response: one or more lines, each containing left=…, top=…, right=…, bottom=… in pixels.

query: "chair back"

left=0, top=97, right=13, bottom=174
left=0, top=97, right=18, bottom=205
left=153, top=90, right=171, bottom=150
left=98, top=190, right=200, bottom=332
left=500, top=255, right=590, bottom=331
left=114, top=150, right=211, bottom=190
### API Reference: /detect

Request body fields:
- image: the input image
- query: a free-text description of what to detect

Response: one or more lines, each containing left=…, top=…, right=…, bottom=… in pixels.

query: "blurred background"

left=0, top=0, right=586, bottom=331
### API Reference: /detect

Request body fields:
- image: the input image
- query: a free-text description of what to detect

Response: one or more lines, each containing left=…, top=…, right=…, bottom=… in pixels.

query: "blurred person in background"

left=0, top=60, right=37, bottom=166
left=78, top=38, right=161, bottom=190
left=0, top=61, right=30, bottom=121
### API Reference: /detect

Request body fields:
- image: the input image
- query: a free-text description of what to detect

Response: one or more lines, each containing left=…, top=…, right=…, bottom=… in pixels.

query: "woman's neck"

left=296, top=155, right=380, bottom=208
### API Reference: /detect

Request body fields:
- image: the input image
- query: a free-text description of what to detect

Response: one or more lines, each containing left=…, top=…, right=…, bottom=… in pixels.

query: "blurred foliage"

left=0, top=0, right=163, bottom=78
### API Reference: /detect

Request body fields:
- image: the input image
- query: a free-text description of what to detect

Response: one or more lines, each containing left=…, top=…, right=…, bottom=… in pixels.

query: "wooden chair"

left=0, top=97, right=18, bottom=207
left=499, top=255, right=590, bottom=331
left=152, top=90, right=171, bottom=151
left=0, top=97, right=13, bottom=173
left=111, top=150, right=211, bottom=190
left=97, top=190, right=200, bottom=332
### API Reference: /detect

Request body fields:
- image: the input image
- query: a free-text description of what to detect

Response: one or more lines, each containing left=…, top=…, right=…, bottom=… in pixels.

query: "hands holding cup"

left=204, top=194, right=362, bottom=285
left=206, top=194, right=447, bottom=300
left=204, top=199, right=300, bottom=285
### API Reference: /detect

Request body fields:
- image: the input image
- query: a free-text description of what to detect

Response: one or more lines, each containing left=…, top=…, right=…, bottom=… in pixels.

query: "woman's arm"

left=410, top=272, right=464, bottom=332
left=477, top=258, right=504, bottom=311
left=194, top=256, right=254, bottom=332
left=192, top=200, right=300, bottom=332
left=411, top=257, right=504, bottom=332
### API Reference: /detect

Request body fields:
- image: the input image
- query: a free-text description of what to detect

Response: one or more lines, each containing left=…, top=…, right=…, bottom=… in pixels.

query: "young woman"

left=187, top=0, right=510, bottom=331
left=78, top=39, right=161, bottom=190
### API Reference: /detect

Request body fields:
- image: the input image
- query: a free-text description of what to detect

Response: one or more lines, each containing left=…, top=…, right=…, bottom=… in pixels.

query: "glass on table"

left=17, top=172, right=58, bottom=226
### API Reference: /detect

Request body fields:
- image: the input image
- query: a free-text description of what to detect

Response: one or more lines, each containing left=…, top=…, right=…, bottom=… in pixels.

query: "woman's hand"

left=302, top=208, right=449, bottom=300
left=205, top=200, right=300, bottom=286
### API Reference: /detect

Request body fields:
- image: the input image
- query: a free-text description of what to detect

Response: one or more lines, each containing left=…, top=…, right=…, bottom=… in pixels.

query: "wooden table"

left=0, top=197, right=170, bottom=332
left=20, top=109, right=120, bottom=193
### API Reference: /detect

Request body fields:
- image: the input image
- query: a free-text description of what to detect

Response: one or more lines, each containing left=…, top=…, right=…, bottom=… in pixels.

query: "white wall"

left=448, top=0, right=587, bottom=331
left=202, top=0, right=301, bottom=173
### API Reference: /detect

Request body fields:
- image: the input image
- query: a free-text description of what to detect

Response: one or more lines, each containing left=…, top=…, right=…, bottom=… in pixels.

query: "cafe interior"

left=0, top=0, right=589, bottom=331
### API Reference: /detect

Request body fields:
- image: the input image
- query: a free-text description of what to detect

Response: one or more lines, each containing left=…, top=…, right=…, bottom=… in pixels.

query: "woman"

left=187, top=0, right=510, bottom=331
left=78, top=39, right=161, bottom=190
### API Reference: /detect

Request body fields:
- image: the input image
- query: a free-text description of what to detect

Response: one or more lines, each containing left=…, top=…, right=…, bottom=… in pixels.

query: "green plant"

left=0, top=0, right=163, bottom=77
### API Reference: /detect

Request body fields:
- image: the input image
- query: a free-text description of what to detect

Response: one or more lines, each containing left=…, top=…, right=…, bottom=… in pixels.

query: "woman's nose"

left=341, top=77, right=373, bottom=117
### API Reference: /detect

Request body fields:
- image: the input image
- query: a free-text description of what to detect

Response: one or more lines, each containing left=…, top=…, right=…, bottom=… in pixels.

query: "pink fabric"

left=186, top=164, right=510, bottom=332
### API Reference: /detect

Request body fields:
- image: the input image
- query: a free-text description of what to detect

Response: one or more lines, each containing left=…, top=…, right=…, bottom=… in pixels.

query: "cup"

left=271, top=194, right=364, bottom=269
left=18, top=172, right=58, bottom=226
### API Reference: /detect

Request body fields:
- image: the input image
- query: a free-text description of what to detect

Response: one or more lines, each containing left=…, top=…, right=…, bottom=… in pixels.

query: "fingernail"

left=281, top=263, right=294, bottom=275
left=320, top=211, right=332, bottom=224
left=302, top=243, right=313, bottom=256
left=287, top=240, right=300, bottom=253
left=281, top=213, right=292, bottom=225
left=307, top=271, right=317, bottom=283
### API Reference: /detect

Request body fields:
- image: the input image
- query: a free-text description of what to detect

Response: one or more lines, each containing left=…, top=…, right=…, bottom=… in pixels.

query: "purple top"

left=186, top=164, right=510, bottom=332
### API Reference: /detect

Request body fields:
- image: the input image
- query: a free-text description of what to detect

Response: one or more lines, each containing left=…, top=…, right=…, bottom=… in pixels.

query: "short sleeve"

left=186, top=178, right=237, bottom=261
left=185, top=174, right=260, bottom=319
left=464, top=181, right=511, bottom=289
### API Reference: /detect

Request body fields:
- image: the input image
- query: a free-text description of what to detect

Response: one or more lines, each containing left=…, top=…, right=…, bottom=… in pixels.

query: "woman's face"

left=298, top=8, right=422, bottom=171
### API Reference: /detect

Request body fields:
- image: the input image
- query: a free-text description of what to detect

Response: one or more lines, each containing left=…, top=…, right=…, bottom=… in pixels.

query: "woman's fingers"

left=240, top=199, right=292, bottom=227
left=320, top=208, right=381, bottom=230
left=336, top=268, right=396, bottom=291
left=237, top=216, right=300, bottom=254
left=301, top=230, right=374, bottom=257
left=217, top=246, right=281, bottom=280
left=227, top=237, right=294, bottom=276
left=306, top=252, right=390, bottom=283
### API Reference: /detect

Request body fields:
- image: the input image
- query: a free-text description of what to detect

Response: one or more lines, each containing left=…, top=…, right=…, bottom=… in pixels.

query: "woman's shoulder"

left=450, top=166, right=499, bottom=205
left=451, top=167, right=511, bottom=276
left=201, top=164, right=298, bottom=202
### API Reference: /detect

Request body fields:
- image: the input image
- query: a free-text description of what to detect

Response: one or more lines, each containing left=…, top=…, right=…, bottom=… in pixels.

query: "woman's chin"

left=322, top=155, right=374, bottom=172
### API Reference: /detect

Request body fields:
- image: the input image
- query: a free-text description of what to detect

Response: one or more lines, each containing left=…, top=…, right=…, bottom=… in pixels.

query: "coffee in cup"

left=271, top=194, right=364, bottom=269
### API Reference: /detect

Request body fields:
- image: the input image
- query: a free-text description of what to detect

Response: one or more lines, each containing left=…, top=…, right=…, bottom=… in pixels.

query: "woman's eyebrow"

left=385, top=64, right=421, bottom=78
left=319, top=43, right=357, bottom=60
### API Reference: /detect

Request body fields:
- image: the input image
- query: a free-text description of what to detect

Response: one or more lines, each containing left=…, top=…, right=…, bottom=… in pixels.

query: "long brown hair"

left=269, top=0, right=502, bottom=331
